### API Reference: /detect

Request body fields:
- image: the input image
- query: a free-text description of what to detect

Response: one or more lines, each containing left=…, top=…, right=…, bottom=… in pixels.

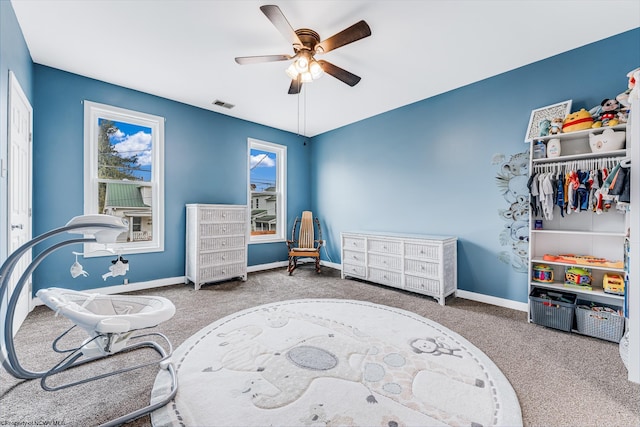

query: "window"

left=248, top=138, right=286, bottom=243
left=84, top=101, right=164, bottom=255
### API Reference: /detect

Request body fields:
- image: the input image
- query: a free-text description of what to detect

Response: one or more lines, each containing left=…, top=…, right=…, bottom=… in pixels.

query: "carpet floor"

left=1, top=266, right=638, bottom=426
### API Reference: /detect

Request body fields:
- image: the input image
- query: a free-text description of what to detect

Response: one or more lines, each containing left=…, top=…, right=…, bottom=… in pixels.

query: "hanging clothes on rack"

left=556, top=172, right=565, bottom=217
left=540, top=172, right=555, bottom=220
left=530, top=156, right=631, bottom=218
left=608, top=159, right=631, bottom=211
left=527, top=172, right=540, bottom=217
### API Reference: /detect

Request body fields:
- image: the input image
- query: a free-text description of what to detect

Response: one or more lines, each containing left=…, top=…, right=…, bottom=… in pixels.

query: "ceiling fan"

left=235, top=5, right=371, bottom=95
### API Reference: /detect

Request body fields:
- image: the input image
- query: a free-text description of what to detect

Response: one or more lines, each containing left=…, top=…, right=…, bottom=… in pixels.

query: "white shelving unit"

left=627, top=80, right=639, bottom=383
left=528, top=123, right=629, bottom=324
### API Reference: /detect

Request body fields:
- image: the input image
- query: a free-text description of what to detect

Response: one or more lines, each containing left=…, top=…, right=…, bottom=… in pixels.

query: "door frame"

left=7, top=70, right=33, bottom=330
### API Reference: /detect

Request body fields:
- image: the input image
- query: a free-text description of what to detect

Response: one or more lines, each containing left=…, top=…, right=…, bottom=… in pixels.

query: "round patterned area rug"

left=151, top=299, right=522, bottom=427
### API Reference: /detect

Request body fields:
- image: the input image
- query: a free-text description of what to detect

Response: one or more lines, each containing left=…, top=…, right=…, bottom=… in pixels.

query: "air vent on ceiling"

left=213, top=100, right=235, bottom=109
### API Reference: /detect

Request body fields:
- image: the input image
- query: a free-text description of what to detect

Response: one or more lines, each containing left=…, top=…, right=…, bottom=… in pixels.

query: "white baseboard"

left=456, top=289, right=528, bottom=312
left=247, top=261, right=288, bottom=272
left=321, top=260, right=341, bottom=270
left=31, top=267, right=528, bottom=313
left=246, top=260, right=340, bottom=273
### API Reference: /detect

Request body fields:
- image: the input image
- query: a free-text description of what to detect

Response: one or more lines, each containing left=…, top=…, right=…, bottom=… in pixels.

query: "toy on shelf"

left=616, top=66, right=640, bottom=123
left=590, top=98, right=621, bottom=128
left=549, top=118, right=563, bottom=135
left=542, top=253, right=624, bottom=269
left=603, top=273, right=625, bottom=295
left=589, top=128, right=626, bottom=153
left=562, top=109, right=593, bottom=133
left=564, top=266, right=592, bottom=290
left=538, top=118, right=551, bottom=137
left=532, top=264, right=554, bottom=283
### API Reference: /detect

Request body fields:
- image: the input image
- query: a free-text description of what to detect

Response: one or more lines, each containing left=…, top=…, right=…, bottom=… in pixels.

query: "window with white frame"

left=83, top=101, right=164, bottom=255
left=248, top=138, right=286, bottom=243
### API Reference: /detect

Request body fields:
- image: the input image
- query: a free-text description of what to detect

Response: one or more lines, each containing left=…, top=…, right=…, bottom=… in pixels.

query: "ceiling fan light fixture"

left=234, top=5, right=371, bottom=93
left=294, top=54, right=309, bottom=73
left=300, top=71, right=313, bottom=83
left=285, top=63, right=299, bottom=79
left=309, top=60, right=323, bottom=79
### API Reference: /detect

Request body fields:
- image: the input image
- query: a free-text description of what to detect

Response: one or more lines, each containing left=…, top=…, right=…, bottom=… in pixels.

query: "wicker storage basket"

left=529, top=288, right=576, bottom=332
left=575, top=301, right=624, bottom=342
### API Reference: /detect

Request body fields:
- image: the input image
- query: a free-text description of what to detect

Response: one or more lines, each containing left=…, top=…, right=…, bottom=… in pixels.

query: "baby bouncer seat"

left=0, top=215, right=178, bottom=427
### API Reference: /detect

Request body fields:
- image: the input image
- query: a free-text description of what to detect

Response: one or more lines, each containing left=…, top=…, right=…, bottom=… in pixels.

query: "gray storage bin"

left=575, top=300, right=624, bottom=342
left=529, top=288, right=576, bottom=332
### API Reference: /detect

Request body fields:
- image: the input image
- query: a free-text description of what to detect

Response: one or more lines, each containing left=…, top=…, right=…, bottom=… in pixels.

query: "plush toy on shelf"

left=616, top=66, right=640, bottom=123
left=562, top=109, right=594, bottom=133
left=549, top=117, right=563, bottom=135
left=590, top=98, right=621, bottom=128
left=538, top=118, right=551, bottom=137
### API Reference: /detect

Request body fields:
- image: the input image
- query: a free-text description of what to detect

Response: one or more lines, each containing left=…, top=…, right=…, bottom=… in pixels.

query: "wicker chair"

left=286, top=211, right=323, bottom=275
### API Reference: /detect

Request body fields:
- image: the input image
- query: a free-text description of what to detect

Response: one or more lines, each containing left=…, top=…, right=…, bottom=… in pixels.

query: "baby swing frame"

left=0, top=215, right=178, bottom=427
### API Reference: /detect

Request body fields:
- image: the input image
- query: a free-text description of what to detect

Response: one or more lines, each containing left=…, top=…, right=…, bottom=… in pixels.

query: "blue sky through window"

left=250, top=149, right=276, bottom=192
left=99, top=118, right=152, bottom=181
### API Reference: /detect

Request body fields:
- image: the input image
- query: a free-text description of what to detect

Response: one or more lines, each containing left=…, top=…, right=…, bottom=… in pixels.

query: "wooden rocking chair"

left=286, top=211, right=323, bottom=275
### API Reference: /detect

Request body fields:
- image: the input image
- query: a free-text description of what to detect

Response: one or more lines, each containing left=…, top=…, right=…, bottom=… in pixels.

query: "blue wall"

left=31, top=66, right=311, bottom=291
left=0, top=0, right=33, bottom=261
left=311, top=28, right=640, bottom=303
left=2, top=0, right=638, bottom=303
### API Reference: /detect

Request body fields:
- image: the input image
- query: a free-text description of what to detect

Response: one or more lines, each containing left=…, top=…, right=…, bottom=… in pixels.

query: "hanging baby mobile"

left=492, top=150, right=530, bottom=273
left=69, top=251, right=129, bottom=281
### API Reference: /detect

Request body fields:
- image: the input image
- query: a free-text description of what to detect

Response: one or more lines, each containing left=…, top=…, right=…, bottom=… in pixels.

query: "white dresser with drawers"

left=341, top=231, right=457, bottom=305
left=185, top=204, right=248, bottom=290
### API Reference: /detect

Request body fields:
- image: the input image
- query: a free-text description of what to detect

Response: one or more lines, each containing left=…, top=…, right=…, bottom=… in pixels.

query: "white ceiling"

left=10, top=0, right=640, bottom=137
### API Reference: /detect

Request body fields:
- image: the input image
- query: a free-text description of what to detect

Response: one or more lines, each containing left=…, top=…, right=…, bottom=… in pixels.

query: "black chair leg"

left=288, top=256, right=296, bottom=275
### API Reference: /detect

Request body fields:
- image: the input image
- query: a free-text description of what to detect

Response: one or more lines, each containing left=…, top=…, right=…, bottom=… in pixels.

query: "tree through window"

left=84, top=101, right=164, bottom=255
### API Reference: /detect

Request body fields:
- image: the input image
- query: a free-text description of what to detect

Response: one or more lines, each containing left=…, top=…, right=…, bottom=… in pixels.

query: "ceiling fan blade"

left=316, top=20, right=371, bottom=54
left=317, top=60, right=361, bottom=86
left=288, top=76, right=302, bottom=95
left=260, top=5, right=303, bottom=49
left=235, top=54, right=291, bottom=65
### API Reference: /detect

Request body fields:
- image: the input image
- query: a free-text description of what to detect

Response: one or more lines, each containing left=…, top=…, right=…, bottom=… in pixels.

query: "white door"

left=7, top=71, right=33, bottom=334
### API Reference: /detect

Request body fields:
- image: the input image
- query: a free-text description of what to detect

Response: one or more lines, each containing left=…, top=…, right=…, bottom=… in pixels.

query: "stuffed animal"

left=549, top=117, right=563, bottom=134
left=616, top=67, right=640, bottom=123
left=562, top=109, right=594, bottom=133
left=590, top=98, right=620, bottom=128
left=538, top=118, right=551, bottom=137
